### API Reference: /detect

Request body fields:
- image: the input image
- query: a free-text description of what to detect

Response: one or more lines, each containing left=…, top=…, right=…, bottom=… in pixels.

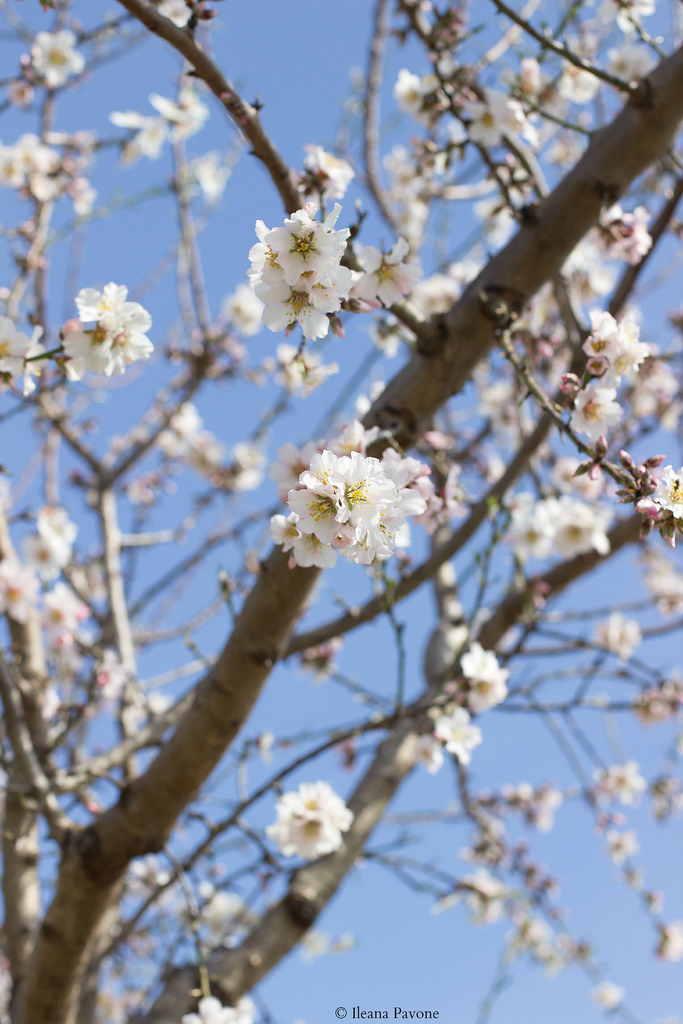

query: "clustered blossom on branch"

left=569, top=309, right=650, bottom=444
left=266, top=781, right=353, bottom=860
left=61, top=282, right=153, bottom=379
left=249, top=203, right=422, bottom=339
left=270, top=438, right=437, bottom=567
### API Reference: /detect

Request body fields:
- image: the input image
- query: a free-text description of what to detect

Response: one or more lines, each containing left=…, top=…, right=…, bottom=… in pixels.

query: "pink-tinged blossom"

left=594, top=761, right=647, bottom=806
left=461, top=643, right=509, bottom=713
left=96, top=650, right=129, bottom=701
left=353, top=237, right=422, bottom=307
left=266, top=781, right=353, bottom=860
left=30, top=30, right=84, bottom=89
left=277, top=447, right=432, bottom=566
left=570, top=382, right=622, bottom=442
left=652, top=465, right=683, bottom=519
left=42, top=583, right=89, bottom=641
left=600, top=204, right=652, bottom=265
left=434, top=707, right=482, bottom=765
left=0, top=559, right=39, bottom=623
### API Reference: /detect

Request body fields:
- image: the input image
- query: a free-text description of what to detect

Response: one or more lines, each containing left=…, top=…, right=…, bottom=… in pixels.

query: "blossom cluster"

left=249, top=203, right=421, bottom=340
left=570, top=310, right=650, bottom=444
left=266, top=781, right=353, bottom=860
left=0, top=131, right=96, bottom=215
left=61, top=283, right=153, bottom=379
left=507, top=492, right=612, bottom=563
left=248, top=203, right=352, bottom=340
left=270, top=440, right=435, bottom=567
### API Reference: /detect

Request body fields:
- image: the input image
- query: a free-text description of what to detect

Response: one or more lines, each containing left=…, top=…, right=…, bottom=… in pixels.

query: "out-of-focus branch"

left=489, top=0, right=635, bottom=94
left=0, top=517, right=49, bottom=1013
left=363, top=0, right=399, bottom=233
left=114, top=0, right=301, bottom=214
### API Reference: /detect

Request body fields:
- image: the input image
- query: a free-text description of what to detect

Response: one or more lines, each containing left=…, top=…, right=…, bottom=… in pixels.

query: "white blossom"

left=30, top=30, right=84, bottom=89
left=182, top=995, right=255, bottom=1024
left=461, top=643, right=509, bottom=713
left=266, top=781, right=353, bottom=860
left=595, top=761, right=647, bottom=806
left=592, top=981, right=625, bottom=1009
left=570, top=382, right=622, bottom=442
left=302, top=145, right=354, bottom=199
left=434, top=707, right=482, bottom=764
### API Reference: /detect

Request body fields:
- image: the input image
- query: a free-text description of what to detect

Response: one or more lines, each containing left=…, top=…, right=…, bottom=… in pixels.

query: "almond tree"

left=0, top=2, right=683, bottom=1023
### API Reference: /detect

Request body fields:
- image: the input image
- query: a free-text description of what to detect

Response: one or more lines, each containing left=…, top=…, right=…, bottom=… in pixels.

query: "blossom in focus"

left=30, top=30, right=84, bottom=89
left=277, top=447, right=429, bottom=566
left=249, top=204, right=352, bottom=340
left=652, top=466, right=683, bottom=519
left=266, top=781, right=353, bottom=859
